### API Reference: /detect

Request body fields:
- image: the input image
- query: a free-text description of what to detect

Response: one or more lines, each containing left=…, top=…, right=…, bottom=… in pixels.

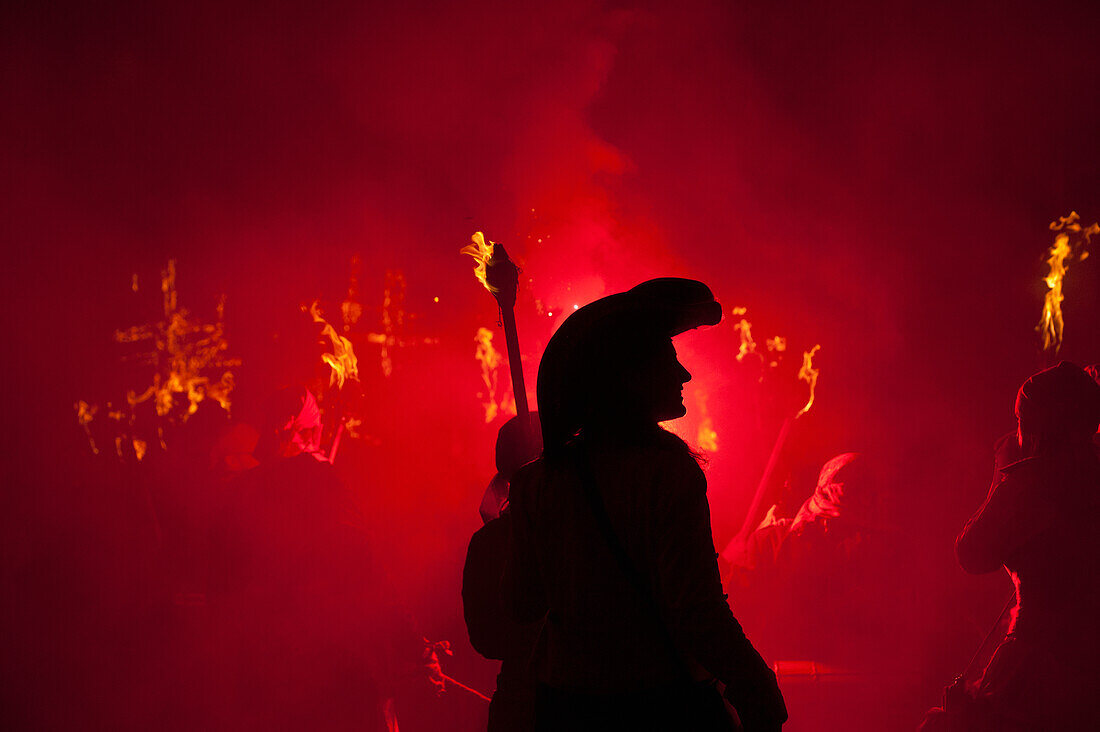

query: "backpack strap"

left=575, top=441, right=691, bottom=679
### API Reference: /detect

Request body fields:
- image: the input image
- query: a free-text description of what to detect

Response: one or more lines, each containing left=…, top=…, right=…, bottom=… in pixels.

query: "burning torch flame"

left=114, top=262, right=237, bottom=418
left=474, top=327, right=515, bottom=423
left=732, top=307, right=820, bottom=416
left=86, top=260, right=238, bottom=461
left=461, top=231, right=498, bottom=294
left=75, top=400, right=99, bottom=454
left=795, top=344, right=821, bottom=418
left=1037, top=212, right=1098, bottom=354
left=310, top=301, right=360, bottom=389
left=733, top=307, right=760, bottom=364
left=695, top=388, right=719, bottom=452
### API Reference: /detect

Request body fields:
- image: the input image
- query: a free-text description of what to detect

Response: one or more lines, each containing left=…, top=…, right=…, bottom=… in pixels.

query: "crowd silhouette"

left=10, top=278, right=1099, bottom=731
left=920, top=361, right=1100, bottom=731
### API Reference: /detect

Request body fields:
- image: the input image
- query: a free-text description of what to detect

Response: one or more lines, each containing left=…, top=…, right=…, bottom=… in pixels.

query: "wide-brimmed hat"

left=536, top=278, right=721, bottom=452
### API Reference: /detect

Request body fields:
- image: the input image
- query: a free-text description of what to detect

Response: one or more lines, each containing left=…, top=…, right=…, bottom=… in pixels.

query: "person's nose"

left=677, top=361, right=691, bottom=385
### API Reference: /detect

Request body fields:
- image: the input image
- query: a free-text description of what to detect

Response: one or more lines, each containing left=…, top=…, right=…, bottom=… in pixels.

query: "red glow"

left=5, top=2, right=1100, bottom=730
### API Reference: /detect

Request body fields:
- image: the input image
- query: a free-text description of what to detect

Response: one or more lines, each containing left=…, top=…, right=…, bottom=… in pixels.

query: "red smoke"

left=3, top=1, right=1099, bottom=729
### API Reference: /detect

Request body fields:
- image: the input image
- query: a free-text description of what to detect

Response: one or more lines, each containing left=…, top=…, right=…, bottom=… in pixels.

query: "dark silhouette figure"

left=732, top=452, right=869, bottom=577
left=729, top=453, right=886, bottom=667
left=1088, top=362, right=1100, bottom=450
left=921, top=361, right=1100, bottom=731
left=507, top=279, right=787, bottom=731
left=463, top=413, right=543, bottom=731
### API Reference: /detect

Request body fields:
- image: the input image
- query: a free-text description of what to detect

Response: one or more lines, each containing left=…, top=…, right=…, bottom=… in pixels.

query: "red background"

left=3, top=1, right=1099, bottom=729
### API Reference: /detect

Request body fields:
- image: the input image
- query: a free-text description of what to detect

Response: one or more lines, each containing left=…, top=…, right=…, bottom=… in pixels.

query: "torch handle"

left=724, top=416, right=794, bottom=558
left=477, top=238, right=529, bottom=422
left=500, top=305, right=530, bottom=420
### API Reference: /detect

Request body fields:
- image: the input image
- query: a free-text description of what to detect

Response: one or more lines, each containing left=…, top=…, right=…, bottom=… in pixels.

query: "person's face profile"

left=637, top=337, right=692, bottom=423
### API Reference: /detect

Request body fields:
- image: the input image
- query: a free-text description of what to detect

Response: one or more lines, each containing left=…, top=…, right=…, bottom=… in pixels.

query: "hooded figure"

left=925, top=362, right=1100, bottom=731
left=507, top=278, right=786, bottom=731
left=789, top=452, right=864, bottom=534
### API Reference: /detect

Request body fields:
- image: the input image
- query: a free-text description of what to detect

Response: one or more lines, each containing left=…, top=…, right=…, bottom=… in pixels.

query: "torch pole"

left=723, top=416, right=794, bottom=561
left=500, top=305, right=529, bottom=420
left=328, top=420, right=345, bottom=464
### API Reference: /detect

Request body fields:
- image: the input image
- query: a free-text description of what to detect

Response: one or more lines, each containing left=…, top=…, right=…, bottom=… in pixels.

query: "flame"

left=461, top=231, right=498, bottom=293
left=695, top=389, right=719, bottom=452
left=765, top=336, right=786, bottom=368
left=795, top=344, right=821, bottom=418
left=348, top=267, right=436, bottom=378
left=474, top=327, right=515, bottom=423
left=114, top=262, right=237, bottom=418
left=353, top=268, right=421, bottom=378
left=310, top=301, right=360, bottom=389
left=733, top=308, right=759, bottom=363
left=75, top=400, right=99, bottom=454
left=732, top=307, right=822, bottom=416
left=1037, top=212, right=1098, bottom=353
left=84, top=260, right=238, bottom=460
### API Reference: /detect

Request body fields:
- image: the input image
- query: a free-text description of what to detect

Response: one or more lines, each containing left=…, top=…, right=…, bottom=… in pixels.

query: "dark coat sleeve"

left=655, top=451, right=787, bottom=725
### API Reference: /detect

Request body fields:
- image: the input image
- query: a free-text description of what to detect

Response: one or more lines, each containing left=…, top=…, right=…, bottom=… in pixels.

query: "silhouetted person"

left=1088, top=362, right=1100, bottom=448
left=922, top=361, right=1100, bottom=731
left=463, top=413, right=543, bottom=731
left=507, top=279, right=787, bottom=731
left=729, top=453, right=886, bottom=668
left=732, top=453, right=868, bottom=576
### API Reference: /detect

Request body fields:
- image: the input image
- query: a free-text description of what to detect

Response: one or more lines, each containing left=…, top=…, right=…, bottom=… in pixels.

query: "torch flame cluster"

left=733, top=307, right=788, bottom=370
left=684, top=307, right=823, bottom=455
left=309, top=301, right=360, bottom=389
left=115, top=261, right=237, bottom=419
left=1037, top=212, right=1098, bottom=354
left=79, top=260, right=239, bottom=461
left=461, top=232, right=499, bottom=294
left=734, top=306, right=822, bottom=419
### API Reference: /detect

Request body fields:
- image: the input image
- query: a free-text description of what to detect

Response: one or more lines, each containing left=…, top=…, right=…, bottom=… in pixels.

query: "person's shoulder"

left=651, top=429, right=705, bottom=471
left=470, top=513, right=511, bottom=546
left=508, top=455, right=547, bottom=507
left=647, top=430, right=707, bottom=503
left=511, top=455, right=546, bottom=483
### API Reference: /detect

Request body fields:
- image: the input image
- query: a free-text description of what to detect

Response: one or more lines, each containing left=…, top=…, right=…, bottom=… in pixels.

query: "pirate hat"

left=536, top=278, right=721, bottom=452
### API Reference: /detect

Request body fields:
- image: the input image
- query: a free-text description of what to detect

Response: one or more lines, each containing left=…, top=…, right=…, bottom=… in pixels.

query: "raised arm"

left=956, top=459, right=1057, bottom=575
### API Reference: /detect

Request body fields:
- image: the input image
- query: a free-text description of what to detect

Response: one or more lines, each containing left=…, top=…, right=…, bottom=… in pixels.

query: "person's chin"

left=658, top=404, right=688, bottom=421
